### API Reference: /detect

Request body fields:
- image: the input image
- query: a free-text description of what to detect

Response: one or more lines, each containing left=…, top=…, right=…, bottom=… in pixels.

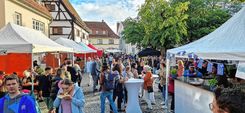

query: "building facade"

left=0, top=0, right=52, bottom=36
left=117, top=22, right=138, bottom=55
left=42, top=0, right=91, bottom=43
left=85, top=20, right=120, bottom=50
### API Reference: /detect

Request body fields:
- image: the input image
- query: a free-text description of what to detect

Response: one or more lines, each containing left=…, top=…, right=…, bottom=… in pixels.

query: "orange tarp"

left=0, top=53, right=31, bottom=77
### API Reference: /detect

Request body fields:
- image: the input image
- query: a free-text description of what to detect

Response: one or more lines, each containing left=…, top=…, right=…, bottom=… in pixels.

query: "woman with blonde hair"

left=143, top=65, right=154, bottom=110
left=177, top=60, right=184, bottom=77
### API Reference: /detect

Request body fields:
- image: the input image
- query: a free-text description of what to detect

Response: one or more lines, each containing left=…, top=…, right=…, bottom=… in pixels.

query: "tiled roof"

left=20, top=0, right=51, bottom=19
left=85, top=21, right=120, bottom=39
left=62, top=0, right=91, bottom=33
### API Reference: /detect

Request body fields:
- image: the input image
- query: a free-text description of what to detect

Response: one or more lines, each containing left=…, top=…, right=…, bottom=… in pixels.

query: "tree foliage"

left=122, top=18, right=145, bottom=48
left=122, top=0, right=242, bottom=52
left=123, top=0, right=189, bottom=50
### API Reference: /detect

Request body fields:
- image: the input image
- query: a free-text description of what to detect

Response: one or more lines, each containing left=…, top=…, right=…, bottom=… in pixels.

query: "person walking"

left=85, top=57, right=93, bottom=86
left=91, top=58, right=100, bottom=93
left=39, top=66, right=53, bottom=109
left=110, top=63, right=128, bottom=112
left=50, top=68, right=64, bottom=113
left=0, top=74, right=37, bottom=113
left=66, top=61, right=78, bottom=84
left=51, top=78, right=85, bottom=113
left=99, top=63, right=118, bottom=113
left=143, top=66, right=154, bottom=110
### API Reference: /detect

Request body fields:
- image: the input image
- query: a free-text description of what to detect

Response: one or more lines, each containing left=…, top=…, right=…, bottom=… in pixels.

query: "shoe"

left=151, top=102, right=156, bottom=105
left=38, top=99, right=44, bottom=102
left=161, top=105, right=167, bottom=109
left=161, top=102, right=165, bottom=105
left=146, top=107, right=153, bottom=110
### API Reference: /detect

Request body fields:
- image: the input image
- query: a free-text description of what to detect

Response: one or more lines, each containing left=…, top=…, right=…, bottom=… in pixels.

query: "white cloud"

left=70, top=0, right=145, bottom=33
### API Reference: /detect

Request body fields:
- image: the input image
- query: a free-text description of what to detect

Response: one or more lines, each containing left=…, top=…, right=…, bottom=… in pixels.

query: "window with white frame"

left=108, top=39, right=114, bottom=44
left=14, top=12, right=22, bottom=25
left=96, top=31, right=99, bottom=34
left=97, top=39, right=103, bottom=44
left=33, top=19, right=45, bottom=32
left=103, top=30, right=106, bottom=34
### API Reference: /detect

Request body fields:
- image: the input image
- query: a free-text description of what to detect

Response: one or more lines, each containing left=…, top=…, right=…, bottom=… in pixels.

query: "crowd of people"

left=0, top=54, right=244, bottom=113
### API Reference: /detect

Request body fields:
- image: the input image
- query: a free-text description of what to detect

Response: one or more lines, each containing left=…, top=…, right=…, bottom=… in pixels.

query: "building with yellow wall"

left=85, top=20, right=120, bottom=50
left=0, top=0, right=51, bottom=36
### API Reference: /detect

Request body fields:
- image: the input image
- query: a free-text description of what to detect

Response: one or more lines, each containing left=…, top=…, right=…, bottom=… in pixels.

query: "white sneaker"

left=161, top=105, right=167, bottom=109
left=160, top=102, right=165, bottom=105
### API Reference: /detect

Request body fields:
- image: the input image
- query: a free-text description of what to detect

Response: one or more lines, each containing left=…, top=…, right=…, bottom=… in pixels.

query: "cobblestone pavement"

left=40, top=74, right=168, bottom=113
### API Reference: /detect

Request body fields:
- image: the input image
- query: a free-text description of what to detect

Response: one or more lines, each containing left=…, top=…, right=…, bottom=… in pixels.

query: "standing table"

left=125, top=79, right=144, bottom=113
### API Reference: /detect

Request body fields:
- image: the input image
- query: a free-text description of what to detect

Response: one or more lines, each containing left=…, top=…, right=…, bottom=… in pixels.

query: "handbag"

left=147, top=86, right=153, bottom=93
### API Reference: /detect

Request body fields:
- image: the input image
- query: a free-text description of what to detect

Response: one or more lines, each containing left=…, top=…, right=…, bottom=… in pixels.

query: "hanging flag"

left=236, top=61, right=245, bottom=79
left=177, top=51, right=186, bottom=56
left=207, top=62, right=213, bottom=73
left=166, top=52, right=175, bottom=60
left=188, top=53, right=198, bottom=59
left=197, top=59, right=204, bottom=69
left=217, top=63, right=224, bottom=75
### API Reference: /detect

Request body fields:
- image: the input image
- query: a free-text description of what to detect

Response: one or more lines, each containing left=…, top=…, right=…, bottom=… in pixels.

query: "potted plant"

left=208, top=78, right=218, bottom=91
left=170, top=68, right=177, bottom=79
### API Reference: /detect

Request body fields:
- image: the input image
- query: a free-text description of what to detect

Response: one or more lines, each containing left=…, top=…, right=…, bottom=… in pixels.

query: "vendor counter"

left=174, top=79, right=214, bottom=113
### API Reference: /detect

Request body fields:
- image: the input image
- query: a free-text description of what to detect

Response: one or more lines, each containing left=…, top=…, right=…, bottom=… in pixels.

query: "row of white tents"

left=0, top=23, right=96, bottom=55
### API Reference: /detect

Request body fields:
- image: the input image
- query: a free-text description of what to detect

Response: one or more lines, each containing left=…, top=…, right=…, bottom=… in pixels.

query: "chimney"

left=102, top=20, right=104, bottom=22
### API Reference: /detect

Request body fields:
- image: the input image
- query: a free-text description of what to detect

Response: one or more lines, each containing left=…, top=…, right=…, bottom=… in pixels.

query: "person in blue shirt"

left=183, top=65, right=202, bottom=77
left=0, top=74, right=37, bottom=113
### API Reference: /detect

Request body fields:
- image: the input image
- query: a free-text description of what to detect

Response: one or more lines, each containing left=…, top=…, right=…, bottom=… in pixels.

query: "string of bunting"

left=174, top=51, right=224, bottom=76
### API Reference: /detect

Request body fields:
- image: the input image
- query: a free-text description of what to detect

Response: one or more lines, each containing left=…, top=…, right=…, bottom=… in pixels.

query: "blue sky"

left=69, top=0, right=145, bottom=33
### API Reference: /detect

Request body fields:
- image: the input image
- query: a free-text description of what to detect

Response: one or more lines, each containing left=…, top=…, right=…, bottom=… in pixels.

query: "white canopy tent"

left=53, top=37, right=96, bottom=53
left=168, top=7, right=245, bottom=61
left=165, top=7, right=245, bottom=112
left=0, top=23, right=73, bottom=53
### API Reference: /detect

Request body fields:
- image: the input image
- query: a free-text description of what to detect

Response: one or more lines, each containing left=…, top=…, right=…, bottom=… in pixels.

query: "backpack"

left=103, top=72, right=117, bottom=91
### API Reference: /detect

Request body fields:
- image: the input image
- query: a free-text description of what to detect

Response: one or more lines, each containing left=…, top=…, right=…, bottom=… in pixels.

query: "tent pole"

left=58, top=52, right=61, bottom=67
left=165, top=57, right=170, bottom=113
left=72, top=53, right=74, bottom=65
left=31, top=53, right=34, bottom=93
left=85, top=53, right=86, bottom=68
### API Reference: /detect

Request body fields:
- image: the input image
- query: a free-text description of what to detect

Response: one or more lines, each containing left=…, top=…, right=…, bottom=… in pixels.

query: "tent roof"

left=53, top=37, right=93, bottom=53
left=0, top=23, right=73, bottom=53
left=78, top=42, right=97, bottom=53
left=168, top=7, right=245, bottom=61
left=88, top=44, right=101, bottom=51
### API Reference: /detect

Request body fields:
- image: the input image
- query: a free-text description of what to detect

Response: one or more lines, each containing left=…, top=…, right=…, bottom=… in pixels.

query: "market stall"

left=166, top=7, right=245, bottom=113
left=0, top=23, right=73, bottom=75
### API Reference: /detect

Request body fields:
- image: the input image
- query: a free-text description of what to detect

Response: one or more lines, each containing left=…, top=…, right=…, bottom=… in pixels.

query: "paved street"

left=40, top=74, right=168, bottom=113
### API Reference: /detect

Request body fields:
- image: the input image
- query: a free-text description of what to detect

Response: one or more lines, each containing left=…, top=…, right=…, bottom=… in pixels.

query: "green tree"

left=138, top=0, right=189, bottom=51
left=172, top=0, right=232, bottom=44
left=122, top=17, right=146, bottom=48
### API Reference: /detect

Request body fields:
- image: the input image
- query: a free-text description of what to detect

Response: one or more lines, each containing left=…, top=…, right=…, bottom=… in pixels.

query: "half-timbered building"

left=42, top=0, right=91, bottom=43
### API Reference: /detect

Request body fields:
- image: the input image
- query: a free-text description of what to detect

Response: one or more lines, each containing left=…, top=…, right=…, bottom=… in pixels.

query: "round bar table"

left=125, top=79, right=144, bottom=113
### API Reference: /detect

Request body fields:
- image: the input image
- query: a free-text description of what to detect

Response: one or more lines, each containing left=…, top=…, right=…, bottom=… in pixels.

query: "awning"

left=0, top=23, right=73, bottom=53
left=53, top=37, right=95, bottom=53
left=87, top=44, right=103, bottom=57
left=78, top=42, right=97, bottom=53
